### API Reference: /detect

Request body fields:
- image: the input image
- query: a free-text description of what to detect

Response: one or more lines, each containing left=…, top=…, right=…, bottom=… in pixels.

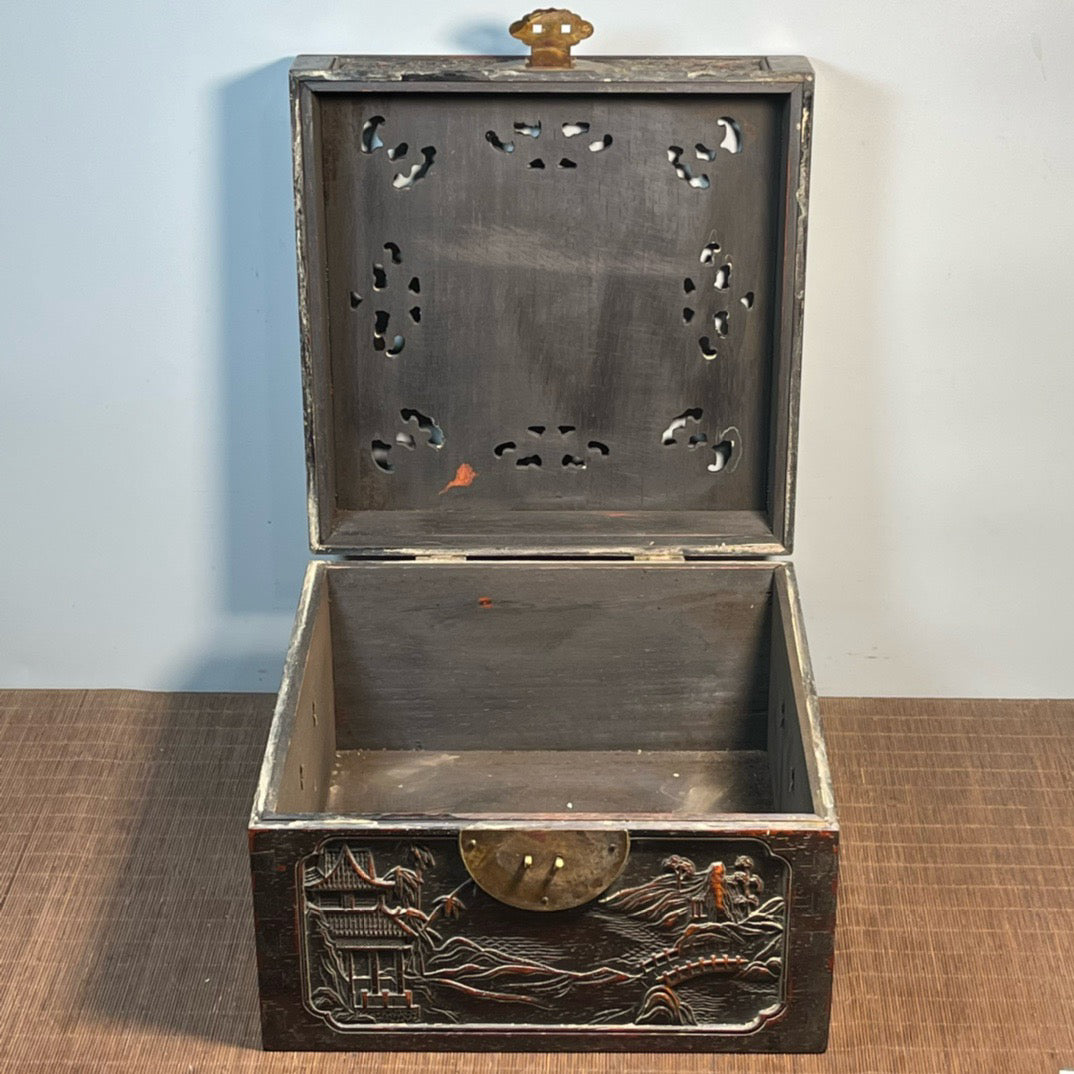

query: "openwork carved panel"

left=317, top=92, right=785, bottom=518
left=299, top=837, right=789, bottom=1031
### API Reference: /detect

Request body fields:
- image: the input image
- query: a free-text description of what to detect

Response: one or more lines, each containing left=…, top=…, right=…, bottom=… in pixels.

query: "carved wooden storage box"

left=249, top=35, right=837, bottom=1053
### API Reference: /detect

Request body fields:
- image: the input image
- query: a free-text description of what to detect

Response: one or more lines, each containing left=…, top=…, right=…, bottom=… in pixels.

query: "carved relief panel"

left=299, top=837, right=789, bottom=1031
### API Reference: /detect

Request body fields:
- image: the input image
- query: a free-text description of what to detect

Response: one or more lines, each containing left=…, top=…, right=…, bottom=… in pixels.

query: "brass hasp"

left=510, top=8, right=594, bottom=69
left=460, top=829, right=629, bottom=911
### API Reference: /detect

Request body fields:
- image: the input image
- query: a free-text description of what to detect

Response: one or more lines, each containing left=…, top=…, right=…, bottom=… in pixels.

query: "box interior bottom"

left=325, top=748, right=773, bottom=815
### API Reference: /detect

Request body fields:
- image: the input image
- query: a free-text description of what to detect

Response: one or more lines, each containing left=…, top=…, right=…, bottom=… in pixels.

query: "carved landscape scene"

left=300, top=839, right=788, bottom=1031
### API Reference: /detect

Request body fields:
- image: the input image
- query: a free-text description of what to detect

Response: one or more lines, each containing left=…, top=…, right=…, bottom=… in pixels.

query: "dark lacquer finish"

left=290, top=52, right=813, bottom=556
left=250, top=41, right=835, bottom=1054
left=250, top=560, right=837, bottom=1052
left=251, top=827, right=836, bottom=1051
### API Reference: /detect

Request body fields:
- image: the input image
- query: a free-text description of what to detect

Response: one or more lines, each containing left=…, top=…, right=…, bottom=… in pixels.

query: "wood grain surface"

left=323, top=561, right=774, bottom=754
left=0, top=691, right=1071, bottom=1072
left=323, top=748, right=774, bottom=814
left=293, top=57, right=812, bottom=557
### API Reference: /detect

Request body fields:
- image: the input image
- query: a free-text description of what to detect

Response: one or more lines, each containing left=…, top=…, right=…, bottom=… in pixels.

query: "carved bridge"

left=640, top=949, right=749, bottom=987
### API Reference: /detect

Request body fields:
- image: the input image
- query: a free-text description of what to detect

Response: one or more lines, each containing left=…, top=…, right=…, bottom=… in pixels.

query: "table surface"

left=0, top=692, right=1071, bottom=1074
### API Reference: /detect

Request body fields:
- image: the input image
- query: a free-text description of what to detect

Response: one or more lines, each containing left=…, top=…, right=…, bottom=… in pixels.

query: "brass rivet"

left=523, top=854, right=533, bottom=868
left=541, top=895, right=549, bottom=905
left=554, top=856, right=565, bottom=870
left=466, top=839, right=477, bottom=850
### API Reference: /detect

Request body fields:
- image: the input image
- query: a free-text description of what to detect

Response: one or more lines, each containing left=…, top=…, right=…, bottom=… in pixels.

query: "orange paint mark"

left=478, top=596, right=493, bottom=609
left=709, top=861, right=725, bottom=912
left=439, top=462, right=477, bottom=494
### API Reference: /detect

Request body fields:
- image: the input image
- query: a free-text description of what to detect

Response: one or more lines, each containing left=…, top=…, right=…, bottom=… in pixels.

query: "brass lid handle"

left=510, top=8, right=593, bottom=69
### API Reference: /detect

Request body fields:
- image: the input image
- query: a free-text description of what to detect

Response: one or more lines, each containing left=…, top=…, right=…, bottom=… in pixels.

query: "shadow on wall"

left=192, top=36, right=524, bottom=692
left=178, top=652, right=291, bottom=695
left=795, top=63, right=937, bottom=690
left=218, top=59, right=309, bottom=619
left=174, top=61, right=309, bottom=690
left=194, top=30, right=525, bottom=691
left=449, top=19, right=527, bottom=54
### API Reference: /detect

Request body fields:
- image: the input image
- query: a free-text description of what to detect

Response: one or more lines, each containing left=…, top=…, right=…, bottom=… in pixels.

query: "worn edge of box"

left=289, top=54, right=814, bottom=85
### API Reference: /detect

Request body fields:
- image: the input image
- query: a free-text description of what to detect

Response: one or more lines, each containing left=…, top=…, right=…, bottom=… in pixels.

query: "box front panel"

left=251, top=827, right=836, bottom=1051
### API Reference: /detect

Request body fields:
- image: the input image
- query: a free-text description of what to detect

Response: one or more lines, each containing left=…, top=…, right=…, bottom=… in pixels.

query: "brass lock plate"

left=459, top=829, right=629, bottom=912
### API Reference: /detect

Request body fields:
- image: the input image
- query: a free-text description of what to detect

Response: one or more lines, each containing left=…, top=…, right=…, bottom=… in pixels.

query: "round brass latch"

left=459, top=829, right=629, bottom=912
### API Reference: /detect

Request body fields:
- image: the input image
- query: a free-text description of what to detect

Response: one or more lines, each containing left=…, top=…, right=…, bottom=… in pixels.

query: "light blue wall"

left=3, top=2, right=1073, bottom=694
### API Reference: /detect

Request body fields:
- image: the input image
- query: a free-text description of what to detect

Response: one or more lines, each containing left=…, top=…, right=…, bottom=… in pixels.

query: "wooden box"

left=249, top=37, right=837, bottom=1053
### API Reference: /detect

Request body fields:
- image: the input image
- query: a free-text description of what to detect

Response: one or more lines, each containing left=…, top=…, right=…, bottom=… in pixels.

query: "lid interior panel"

left=297, top=74, right=807, bottom=554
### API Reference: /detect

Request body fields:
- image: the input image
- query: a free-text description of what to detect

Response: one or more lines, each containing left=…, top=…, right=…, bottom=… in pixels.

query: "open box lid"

left=291, top=20, right=812, bottom=557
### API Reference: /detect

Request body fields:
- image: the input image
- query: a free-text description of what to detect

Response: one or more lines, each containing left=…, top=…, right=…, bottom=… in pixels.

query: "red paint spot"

left=478, top=596, right=493, bottom=609
left=439, top=462, right=477, bottom=494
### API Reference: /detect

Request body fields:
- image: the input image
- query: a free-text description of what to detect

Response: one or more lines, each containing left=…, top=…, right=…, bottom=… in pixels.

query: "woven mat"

left=0, top=692, right=1071, bottom=1073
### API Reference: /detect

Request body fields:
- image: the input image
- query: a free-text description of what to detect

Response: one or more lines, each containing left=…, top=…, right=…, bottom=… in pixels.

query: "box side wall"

left=251, top=562, right=331, bottom=821
left=275, top=586, right=337, bottom=813
left=777, top=564, right=837, bottom=823
left=768, top=566, right=816, bottom=813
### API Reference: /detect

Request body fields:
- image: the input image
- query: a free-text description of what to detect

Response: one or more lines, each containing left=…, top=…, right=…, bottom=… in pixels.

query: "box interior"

left=268, top=562, right=816, bottom=819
